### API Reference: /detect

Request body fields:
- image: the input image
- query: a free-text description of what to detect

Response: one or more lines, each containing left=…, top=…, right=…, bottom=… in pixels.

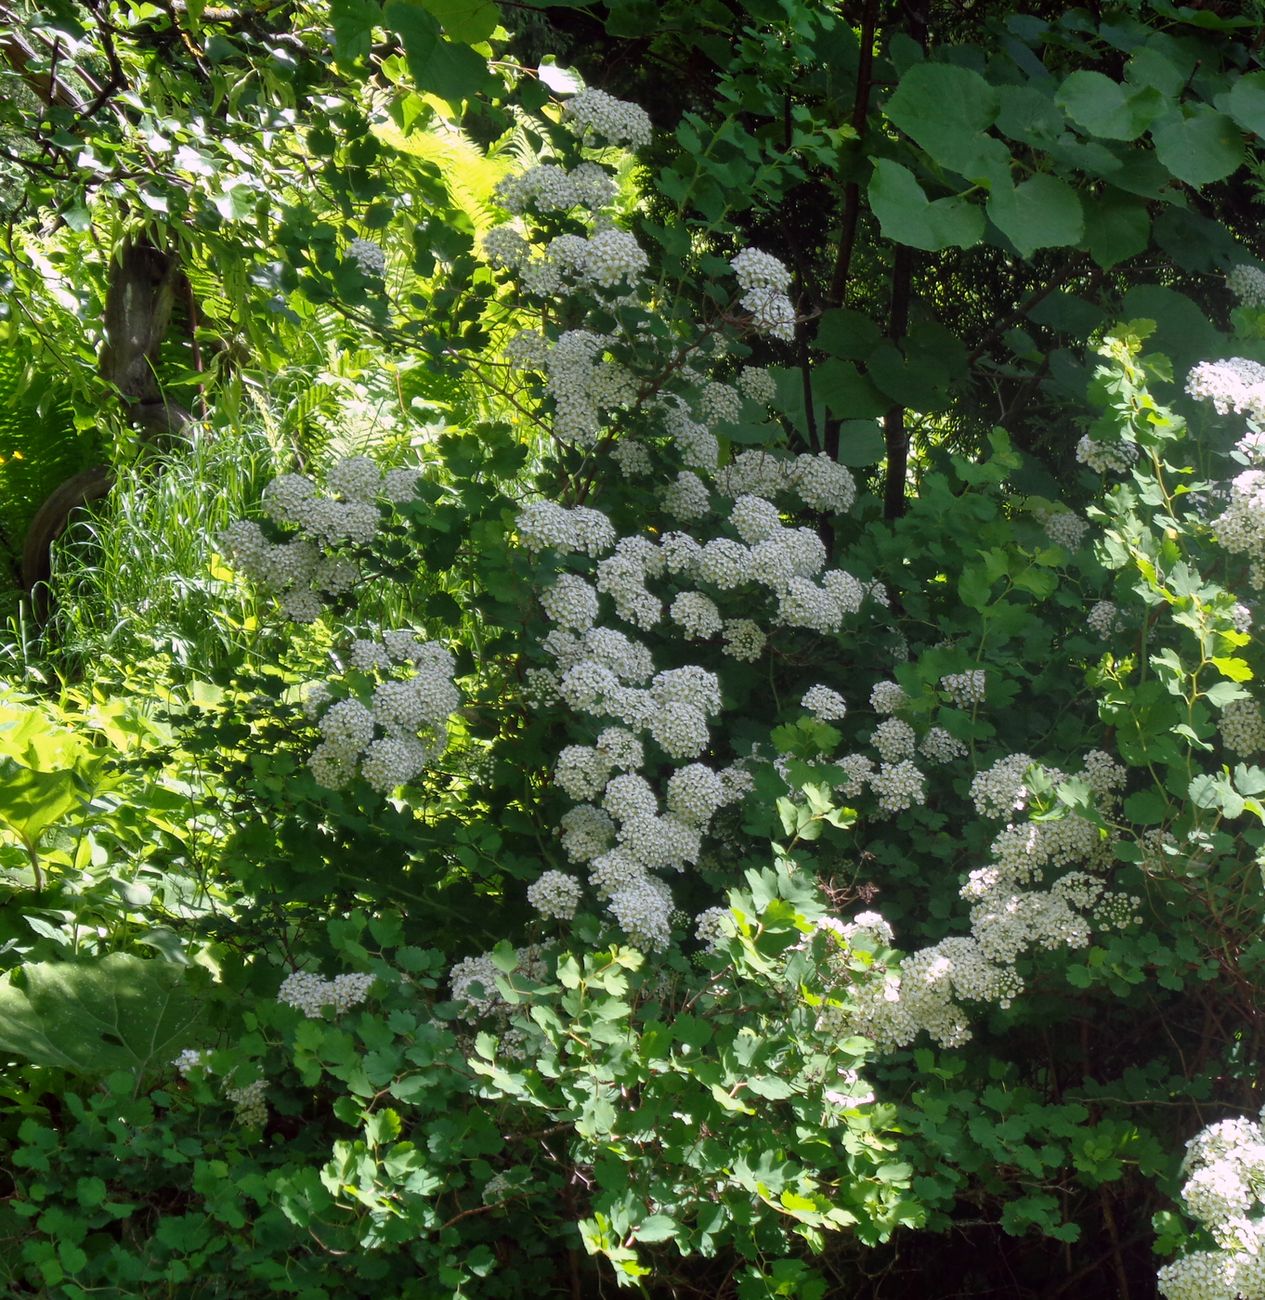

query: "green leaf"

left=1201, top=676, right=1248, bottom=707
left=537, top=60, right=583, bottom=94
left=866, top=341, right=952, bottom=412
left=1082, top=190, right=1151, bottom=269
left=710, top=1083, right=756, bottom=1114
left=211, top=181, right=256, bottom=222
left=0, top=757, right=85, bottom=846
left=834, top=420, right=885, bottom=466
left=75, top=1176, right=108, bottom=1208
left=1123, top=789, right=1167, bottom=826
left=816, top=308, right=881, bottom=360
left=1236, top=764, right=1265, bottom=796
left=1125, top=46, right=1191, bottom=98
left=0, top=955, right=204, bottom=1079
left=745, top=1075, right=796, bottom=1099
left=1055, top=72, right=1164, bottom=140
left=417, top=0, right=498, bottom=43
left=634, top=1215, right=678, bottom=1243
left=1222, top=71, right=1265, bottom=137
left=1151, top=108, right=1245, bottom=188
left=490, top=939, right=518, bottom=973
left=384, top=0, right=495, bottom=107
left=884, top=63, right=1000, bottom=174
left=867, top=161, right=985, bottom=252
left=330, top=0, right=381, bottom=63
left=987, top=175, right=1084, bottom=258
left=995, top=86, right=1064, bottom=148
left=813, top=359, right=888, bottom=419
left=1211, top=656, right=1254, bottom=683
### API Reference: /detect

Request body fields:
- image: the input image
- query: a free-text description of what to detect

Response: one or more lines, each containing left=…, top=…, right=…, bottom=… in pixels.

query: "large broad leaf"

left=865, top=341, right=954, bottom=413
left=834, top=420, right=886, bottom=466
left=1151, top=107, right=1245, bottom=187
left=816, top=308, right=881, bottom=361
left=1126, top=43, right=1196, bottom=98
left=867, top=160, right=984, bottom=252
left=1154, top=206, right=1243, bottom=275
left=1055, top=71, right=1166, bottom=141
left=416, top=0, right=498, bottom=44
left=884, top=63, right=1000, bottom=175
left=813, top=359, right=888, bottom=419
left=0, top=701, right=87, bottom=769
left=996, top=85, right=1065, bottom=149
left=986, top=175, right=1084, bottom=258
left=0, top=756, right=86, bottom=847
left=330, top=0, right=381, bottom=64
left=0, top=954, right=205, bottom=1079
left=1081, top=190, right=1150, bottom=269
left=383, top=0, right=496, bottom=107
left=1222, top=72, right=1265, bottom=137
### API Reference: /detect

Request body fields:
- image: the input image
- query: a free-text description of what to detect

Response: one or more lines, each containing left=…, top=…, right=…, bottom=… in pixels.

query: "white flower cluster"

left=492, top=162, right=617, bottom=215
left=694, top=904, right=732, bottom=953
left=345, top=237, right=386, bottom=277
left=277, top=969, right=376, bottom=1017
left=818, top=745, right=1134, bottom=1050
left=218, top=457, right=424, bottom=622
left=920, top=726, right=967, bottom=763
left=307, top=638, right=460, bottom=792
left=482, top=1172, right=515, bottom=1205
left=970, top=752, right=1034, bottom=818
left=449, top=945, right=549, bottom=1057
left=517, top=231, right=649, bottom=295
left=940, top=669, right=986, bottom=709
left=527, top=869, right=583, bottom=920
left=517, top=501, right=617, bottom=556
left=1221, top=698, right=1265, bottom=755
left=543, top=329, right=637, bottom=444
left=1044, top=510, right=1089, bottom=550
left=1075, top=433, right=1137, bottom=475
left=872, top=718, right=915, bottom=761
left=803, top=685, right=847, bottom=721
left=870, top=680, right=907, bottom=714
left=1087, top=599, right=1125, bottom=637
left=1158, top=1108, right=1265, bottom=1300
left=1082, top=749, right=1127, bottom=805
left=1228, top=264, right=1265, bottom=309
left=218, top=457, right=460, bottom=794
left=1187, top=358, right=1265, bottom=421
left=1214, top=470, right=1265, bottom=566
left=737, top=365, right=776, bottom=404
left=730, top=248, right=795, bottom=343
left=172, top=1048, right=203, bottom=1076
left=478, top=114, right=899, bottom=964
left=872, top=759, right=925, bottom=813
left=564, top=87, right=653, bottom=149
left=226, top=1078, right=268, bottom=1128
left=723, top=618, right=766, bottom=661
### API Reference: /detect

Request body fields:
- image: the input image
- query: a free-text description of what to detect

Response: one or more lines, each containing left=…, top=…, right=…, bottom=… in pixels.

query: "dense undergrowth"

left=7, top=1, right=1265, bottom=1296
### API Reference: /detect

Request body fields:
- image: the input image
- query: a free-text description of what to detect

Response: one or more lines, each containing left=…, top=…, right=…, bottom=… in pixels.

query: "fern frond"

left=373, top=119, right=514, bottom=236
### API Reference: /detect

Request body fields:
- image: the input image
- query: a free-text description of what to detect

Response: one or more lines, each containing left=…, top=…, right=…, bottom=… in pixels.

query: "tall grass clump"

left=38, top=426, right=277, bottom=677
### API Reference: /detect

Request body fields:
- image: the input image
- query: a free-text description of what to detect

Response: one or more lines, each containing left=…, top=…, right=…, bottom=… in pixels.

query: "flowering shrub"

left=141, top=74, right=1265, bottom=1293
left=12, top=51, right=1265, bottom=1296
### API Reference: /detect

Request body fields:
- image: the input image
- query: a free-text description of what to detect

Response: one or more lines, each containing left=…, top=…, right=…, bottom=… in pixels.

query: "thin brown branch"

left=882, top=243, right=913, bottom=520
